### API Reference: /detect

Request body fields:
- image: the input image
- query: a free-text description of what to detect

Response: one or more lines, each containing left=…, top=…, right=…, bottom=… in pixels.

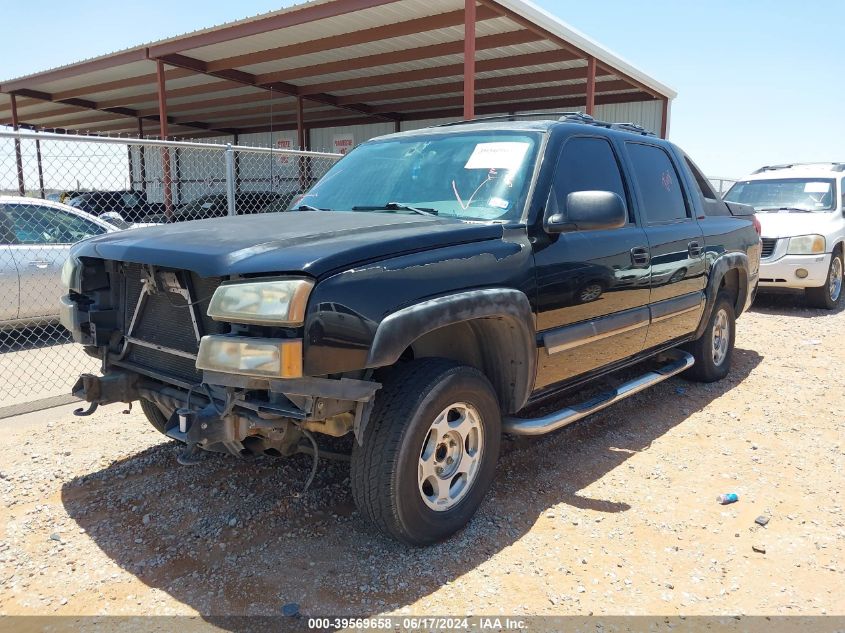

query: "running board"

left=502, top=349, right=694, bottom=436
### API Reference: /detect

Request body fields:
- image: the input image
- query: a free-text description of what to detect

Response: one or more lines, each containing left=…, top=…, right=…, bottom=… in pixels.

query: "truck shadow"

left=60, top=348, right=761, bottom=624
left=750, top=292, right=845, bottom=317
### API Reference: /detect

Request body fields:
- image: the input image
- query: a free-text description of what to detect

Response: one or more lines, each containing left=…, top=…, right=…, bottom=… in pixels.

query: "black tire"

left=683, top=291, right=736, bottom=383
left=140, top=398, right=169, bottom=435
left=351, top=358, right=501, bottom=546
left=805, top=252, right=843, bottom=310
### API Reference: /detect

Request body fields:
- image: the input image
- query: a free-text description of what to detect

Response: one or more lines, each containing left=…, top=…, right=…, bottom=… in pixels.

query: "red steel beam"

left=224, top=91, right=656, bottom=137
left=155, top=52, right=397, bottom=122
left=10, top=94, right=26, bottom=195
left=369, top=80, right=633, bottom=114
left=0, top=48, right=149, bottom=93
left=464, top=0, right=476, bottom=120
left=137, top=118, right=147, bottom=193
left=206, top=5, right=500, bottom=72
left=300, top=49, right=580, bottom=95
left=156, top=60, right=173, bottom=219
left=661, top=98, right=669, bottom=138
left=585, top=56, right=596, bottom=115
left=147, top=0, right=401, bottom=59
left=296, top=96, right=306, bottom=150
left=335, top=67, right=609, bottom=105
left=254, top=30, right=541, bottom=85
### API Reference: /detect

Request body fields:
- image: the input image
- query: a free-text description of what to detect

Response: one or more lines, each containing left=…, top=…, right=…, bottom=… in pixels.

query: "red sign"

left=332, top=134, right=354, bottom=155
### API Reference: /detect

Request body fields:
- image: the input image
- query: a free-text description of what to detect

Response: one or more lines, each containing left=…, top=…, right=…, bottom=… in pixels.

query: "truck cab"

left=724, top=163, right=845, bottom=309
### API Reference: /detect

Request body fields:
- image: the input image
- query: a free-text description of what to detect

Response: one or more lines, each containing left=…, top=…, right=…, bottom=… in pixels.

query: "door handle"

left=630, top=246, right=650, bottom=268
left=29, top=260, right=50, bottom=269
left=688, top=241, right=703, bottom=258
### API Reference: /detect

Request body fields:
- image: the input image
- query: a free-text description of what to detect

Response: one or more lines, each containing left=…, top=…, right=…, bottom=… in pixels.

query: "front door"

left=623, top=142, right=706, bottom=347
left=532, top=135, right=651, bottom=391
left=2, top=203, right=107, bottom=321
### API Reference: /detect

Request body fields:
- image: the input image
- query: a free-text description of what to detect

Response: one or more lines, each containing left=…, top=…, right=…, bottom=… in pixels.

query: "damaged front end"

left=62, top=256, right=380, bottom=461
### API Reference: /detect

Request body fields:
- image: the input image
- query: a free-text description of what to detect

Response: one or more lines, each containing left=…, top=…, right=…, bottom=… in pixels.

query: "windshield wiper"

left=295, top=204, right=331, bottom=211
left=757, top=206, right=814, bottom=213
left=352, top=202, right=438, bottom=216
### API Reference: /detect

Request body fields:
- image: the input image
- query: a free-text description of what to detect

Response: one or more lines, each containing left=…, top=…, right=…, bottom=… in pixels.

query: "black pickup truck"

left=60, top=114, right=761, bottom=545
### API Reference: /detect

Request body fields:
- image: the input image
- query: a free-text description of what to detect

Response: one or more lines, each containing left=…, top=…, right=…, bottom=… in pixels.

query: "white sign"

left=804, top=182, right=831, bottom=193
left=275, top=136, right=297, bottom=165
left=333, top=134, right=354, bottom=155
left=464, top=142, right=530, bottom=171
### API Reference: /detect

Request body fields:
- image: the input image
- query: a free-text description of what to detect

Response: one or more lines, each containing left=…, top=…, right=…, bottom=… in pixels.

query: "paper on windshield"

left=804, top=182, right=831, bottom=193
left=464, top=142, right=530, bottom=171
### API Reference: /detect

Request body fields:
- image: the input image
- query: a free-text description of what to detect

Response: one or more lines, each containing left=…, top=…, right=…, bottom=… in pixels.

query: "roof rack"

left=752, top=162, right=845, bottom=174
left=435, top=112, right=656, bottom=136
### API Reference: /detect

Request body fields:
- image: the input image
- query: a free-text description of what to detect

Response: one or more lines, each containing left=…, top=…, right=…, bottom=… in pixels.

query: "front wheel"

left=351, top=358, right=501, bottom=545
left=140, top=398, right=170, bottom=435
left=683, top=291, right=736, bottom=383
left=805, top=253, right=843, bottom=310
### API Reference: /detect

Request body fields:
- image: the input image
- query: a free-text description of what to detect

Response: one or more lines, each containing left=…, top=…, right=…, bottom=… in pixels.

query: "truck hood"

left=72, top=210, right=504, bottom=278
left=757, top=210, right=839, bottom=239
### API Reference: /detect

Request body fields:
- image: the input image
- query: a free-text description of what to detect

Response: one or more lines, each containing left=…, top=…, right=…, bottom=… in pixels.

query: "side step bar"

left=502, top=349, right=694, bottom=436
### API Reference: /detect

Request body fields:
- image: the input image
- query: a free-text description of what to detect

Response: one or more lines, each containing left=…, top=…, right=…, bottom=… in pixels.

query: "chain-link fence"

left=709, top=177, right=738, bottom=198
left=0, top=128, right=341, bottom=417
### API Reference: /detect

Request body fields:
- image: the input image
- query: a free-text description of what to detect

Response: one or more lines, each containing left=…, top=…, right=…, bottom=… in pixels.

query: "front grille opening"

left=120, top=263, right=228, bottom=383
left=760, top=238, right=778, bottom=258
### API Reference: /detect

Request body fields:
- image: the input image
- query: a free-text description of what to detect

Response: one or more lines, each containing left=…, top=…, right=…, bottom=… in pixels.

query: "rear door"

left=532, top=134, right=651, bottom=390
left=0, top=211, right=20, bottom=322
left=623, top=142, right=706, bottom=348
left=5, top=203, right=108, bottom=320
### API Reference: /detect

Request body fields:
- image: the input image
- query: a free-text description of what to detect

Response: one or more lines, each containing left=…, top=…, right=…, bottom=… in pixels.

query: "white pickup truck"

left=724, top=163, right=845, bottom=309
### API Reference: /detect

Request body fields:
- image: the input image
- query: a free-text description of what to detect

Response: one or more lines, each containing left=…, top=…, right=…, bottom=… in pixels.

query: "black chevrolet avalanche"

left=60, top=114, right=761, bottom=545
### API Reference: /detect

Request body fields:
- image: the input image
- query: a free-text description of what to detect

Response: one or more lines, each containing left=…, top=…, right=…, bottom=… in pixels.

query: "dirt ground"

left=0, top=293, right=843, bottom=623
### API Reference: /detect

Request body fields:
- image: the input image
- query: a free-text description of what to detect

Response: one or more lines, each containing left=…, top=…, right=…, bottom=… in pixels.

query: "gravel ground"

left=0, top=293, right=843, bottom=621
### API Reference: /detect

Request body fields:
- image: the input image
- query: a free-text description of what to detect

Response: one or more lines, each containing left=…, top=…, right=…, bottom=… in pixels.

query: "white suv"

left=724, top=163, right=845, bottom=309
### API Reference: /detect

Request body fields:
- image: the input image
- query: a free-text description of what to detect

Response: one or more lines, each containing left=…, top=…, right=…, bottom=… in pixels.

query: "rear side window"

left=548, top=136, right=629, bottom=220
left=684, top=157, right=718, bottom=200
left=627, top=143, right=689, bottom=223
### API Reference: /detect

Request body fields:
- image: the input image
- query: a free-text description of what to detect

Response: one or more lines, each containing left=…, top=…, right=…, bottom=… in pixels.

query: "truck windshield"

left=294, top=130, right=542, bottom=221
left=724, top=178, right=837, bottom=212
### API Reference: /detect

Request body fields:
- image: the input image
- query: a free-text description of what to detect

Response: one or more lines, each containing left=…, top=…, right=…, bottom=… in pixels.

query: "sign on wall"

left=332, top=133, right=354, bottom=155
left=275, top=135, right=297, bottom=164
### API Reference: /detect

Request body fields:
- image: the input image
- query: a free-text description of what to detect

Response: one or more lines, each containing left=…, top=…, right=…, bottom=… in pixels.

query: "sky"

left=1, top=0, right=843, bottom=178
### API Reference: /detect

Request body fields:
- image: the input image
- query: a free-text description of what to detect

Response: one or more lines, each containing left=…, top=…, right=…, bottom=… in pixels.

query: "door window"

left=548, top=136, right=629, bottom=221
left=0, top=211, right=17, bottom=244
left=4, top=204, right=107, bottom=244
left=627, top=143, right=690, bottom=224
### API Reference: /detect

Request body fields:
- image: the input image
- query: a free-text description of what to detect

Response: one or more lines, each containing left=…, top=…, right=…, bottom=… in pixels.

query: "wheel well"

left=720, top=267, right=741, bottom=314
left=396, top=317, right=534, bottom=414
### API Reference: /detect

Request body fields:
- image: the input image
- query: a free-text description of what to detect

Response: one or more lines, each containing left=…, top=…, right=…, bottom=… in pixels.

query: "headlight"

left=787, top=235, right=825, bottom=255
left=196, top=336, right=302, bottom=378
left=207, top=278, right=314, bottom=325
left=61, top=256, right=82, bottom=292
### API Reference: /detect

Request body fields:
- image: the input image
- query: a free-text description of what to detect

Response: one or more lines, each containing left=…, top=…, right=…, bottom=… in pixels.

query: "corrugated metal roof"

left=0, top=0, right=675, bottom=138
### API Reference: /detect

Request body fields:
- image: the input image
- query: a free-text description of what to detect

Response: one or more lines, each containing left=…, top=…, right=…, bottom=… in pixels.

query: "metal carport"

left=0, top=0, right=676, bottom=145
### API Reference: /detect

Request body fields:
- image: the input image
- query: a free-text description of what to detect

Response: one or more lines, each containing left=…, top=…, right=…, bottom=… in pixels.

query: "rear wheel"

left=805, top=252, right=843, bottom=310
left=140, top=398, right=169, bottom=435
left=351, top=358, right=501, bottom=545
left=683, top=291, right=736, bottom=383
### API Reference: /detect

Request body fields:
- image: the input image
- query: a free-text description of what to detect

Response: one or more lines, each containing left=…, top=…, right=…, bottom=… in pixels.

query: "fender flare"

left=694, top=252, right=750, bottom=339
left=366, top=288, right=536, bottom=412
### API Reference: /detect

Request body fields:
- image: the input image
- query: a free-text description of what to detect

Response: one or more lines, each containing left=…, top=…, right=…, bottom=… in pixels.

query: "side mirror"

left=546, top=191, right=628, bottom=233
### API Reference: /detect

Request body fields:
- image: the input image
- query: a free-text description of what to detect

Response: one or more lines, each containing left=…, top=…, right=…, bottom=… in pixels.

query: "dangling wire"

left=293, top=427, right=319, bottom=499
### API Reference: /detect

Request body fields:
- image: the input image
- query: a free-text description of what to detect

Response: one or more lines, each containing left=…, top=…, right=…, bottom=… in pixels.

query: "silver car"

left=0, top=197, right=121, bottom=328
